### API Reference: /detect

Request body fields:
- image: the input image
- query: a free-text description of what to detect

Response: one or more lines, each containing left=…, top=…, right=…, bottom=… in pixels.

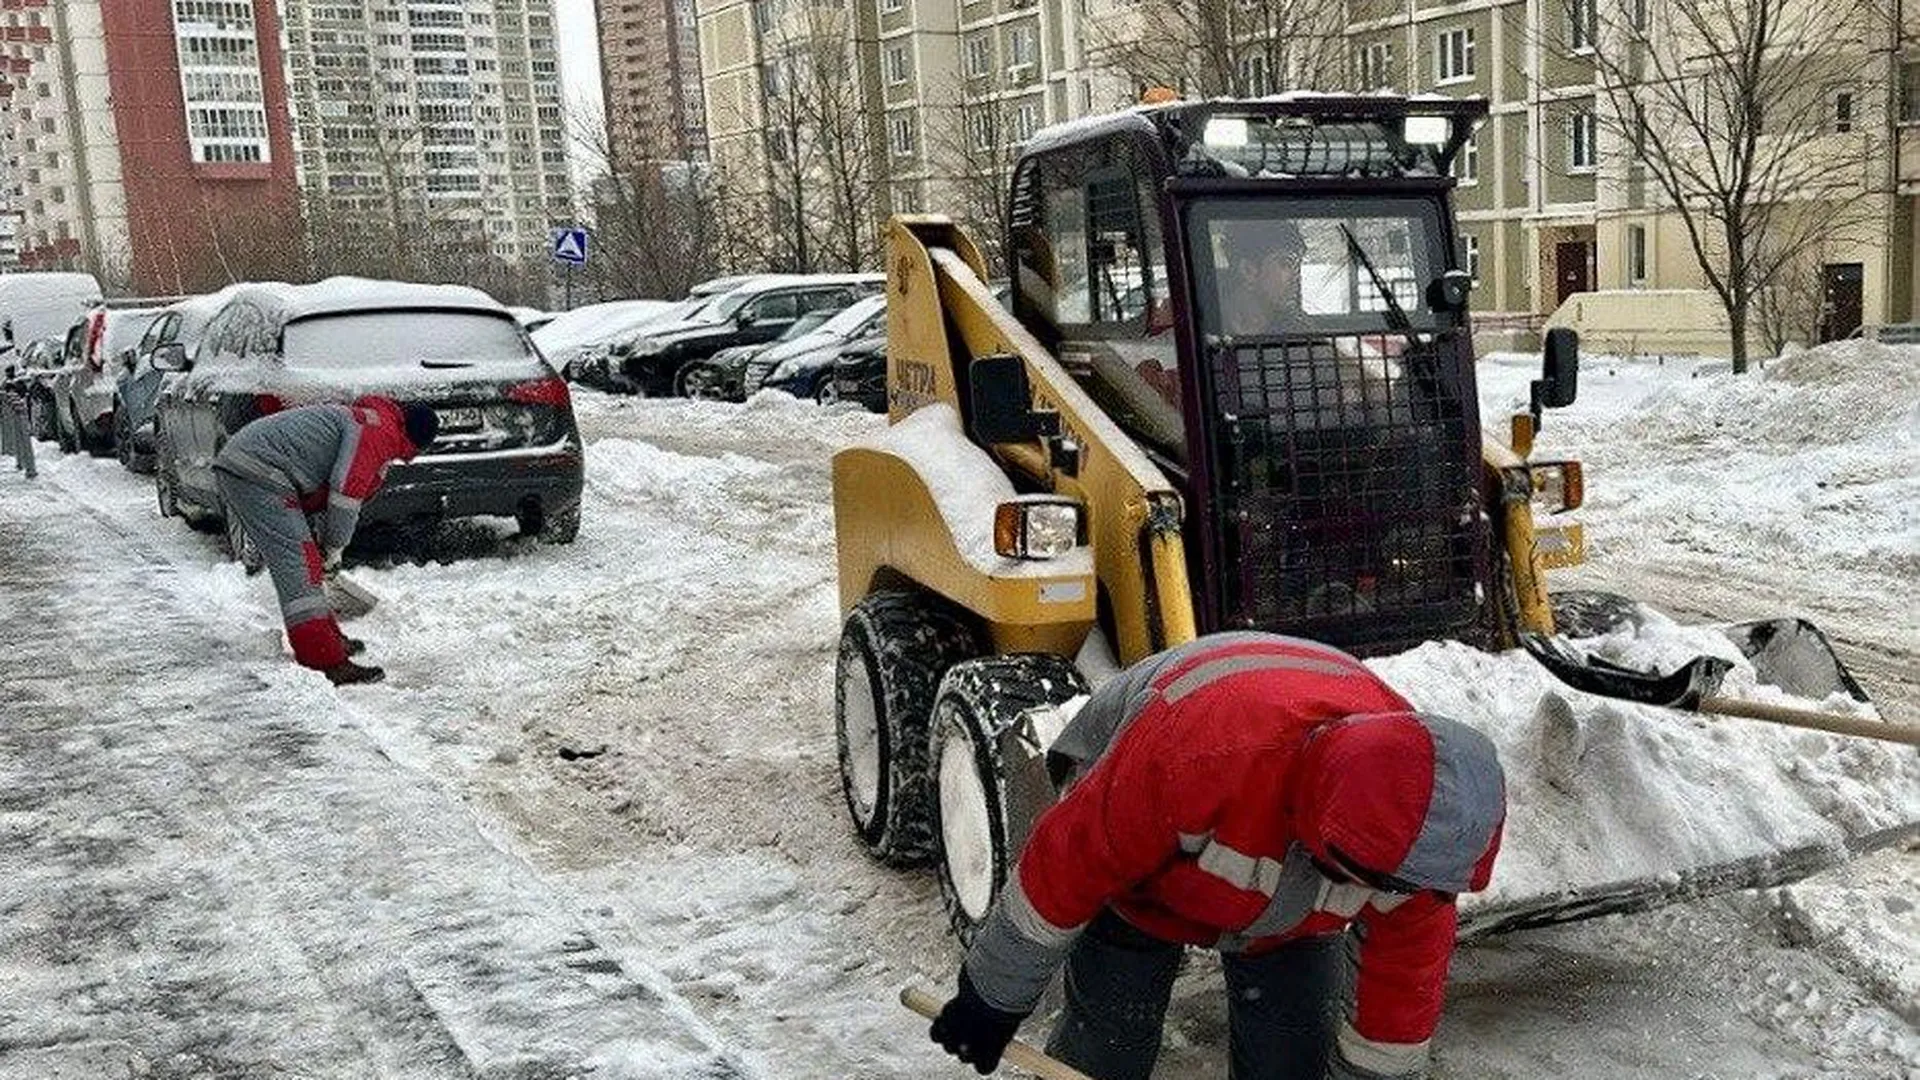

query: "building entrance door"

left=1555, top=241, right=1592, bottom=306
left=1819, top=263, right=1863, bottom=343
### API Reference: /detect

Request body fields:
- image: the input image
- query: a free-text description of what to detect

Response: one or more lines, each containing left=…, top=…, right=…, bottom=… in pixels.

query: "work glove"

left=323, top=547, right=344, bottom=573
left=929, top=971, right=1028, bottom=1075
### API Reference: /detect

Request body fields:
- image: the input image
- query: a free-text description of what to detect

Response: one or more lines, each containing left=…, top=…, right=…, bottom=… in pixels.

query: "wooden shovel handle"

left=900, top=986, right=1097, bottom=1080
left=1698, top=696, right=1920, bottom=748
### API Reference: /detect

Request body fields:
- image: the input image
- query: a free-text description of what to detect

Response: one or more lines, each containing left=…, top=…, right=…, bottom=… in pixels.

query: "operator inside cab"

left=1215, top=220, right=1308, bottom=338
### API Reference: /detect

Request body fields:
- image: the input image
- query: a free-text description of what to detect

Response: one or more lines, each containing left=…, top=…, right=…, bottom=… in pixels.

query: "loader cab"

left=1008, top=97, right=1500, bottom=655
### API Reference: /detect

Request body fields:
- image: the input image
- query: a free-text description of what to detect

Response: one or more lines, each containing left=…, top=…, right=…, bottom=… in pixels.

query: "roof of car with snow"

left=218, top=277, right=511, bottom=322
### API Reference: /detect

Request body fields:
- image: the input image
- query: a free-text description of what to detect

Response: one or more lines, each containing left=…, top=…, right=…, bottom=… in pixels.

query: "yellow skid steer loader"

left=829, top=95, right=1915, bottom=940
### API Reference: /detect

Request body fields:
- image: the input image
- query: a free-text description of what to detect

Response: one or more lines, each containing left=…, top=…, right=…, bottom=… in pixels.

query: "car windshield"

left=776, top=309, right=835, bottom=342
left=818, top=295, right=886, bottom=338
left=284, top=310, right=532, bottom=368
left=1187, top=196, right=1450, bottom=338
left=105, top=311, right=162, bottom=357
left=709, top=290, right=757, bottom=322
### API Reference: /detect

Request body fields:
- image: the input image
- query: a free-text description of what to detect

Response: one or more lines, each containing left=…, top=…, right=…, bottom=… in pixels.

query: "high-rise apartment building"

left=280, top=0, right=574, bottom=267
left=0, top=0, right=302, bottom=292
left=598, top=0, right=707, bottom=172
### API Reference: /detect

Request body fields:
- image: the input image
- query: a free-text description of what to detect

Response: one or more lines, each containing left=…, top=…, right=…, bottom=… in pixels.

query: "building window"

left=1834, top=90, right=1854, bottom=133
left=1627, top=224, right=1646, bottom=284
left=968, top=110, right=994, bottom=151
left=1903, top=62, right=1920, bottom=123
left=1568, top=110, right=1597, bottom=171
left=1462, top=233, right=1480, bottom=285
left=1238, top=53, right=1270, bottom=97
left=889, top=114, right=914, bottom=156
left=1569, top=0, right=1596, bottom=52
left=1007, top=24, right=1037, bottom=69
left=882, top=0, right=903, bottom=11
left=1455, top=135, right=1478, bottom=184
left=1630, top=0, right=1648, bottom=32
left=1358, top=41, right=1395, bottom=90
left=885, top=44, right=908, bottom=85
left=1012, top=101, right=1039, bottom=144
left=1437, top=28, right=1474, bottom=84
left=966, top=34, right=992, bottom=77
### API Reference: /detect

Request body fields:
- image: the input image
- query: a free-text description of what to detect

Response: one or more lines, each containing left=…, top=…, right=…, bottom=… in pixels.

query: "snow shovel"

left=900, top=986, right=1095, bottom=1080
left=324, top=571, right=380, bottom=620
left=1519, top=632, right=1920, bottom=747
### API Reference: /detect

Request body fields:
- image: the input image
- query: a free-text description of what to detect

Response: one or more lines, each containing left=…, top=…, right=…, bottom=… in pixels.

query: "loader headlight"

left=994, top=497, right=1083, bottom=560
left=1529, top=461, right=1583, bottom=513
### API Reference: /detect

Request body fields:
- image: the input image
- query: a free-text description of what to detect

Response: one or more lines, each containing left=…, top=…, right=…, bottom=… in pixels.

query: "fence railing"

left=0, top=387, right=38, bottom=479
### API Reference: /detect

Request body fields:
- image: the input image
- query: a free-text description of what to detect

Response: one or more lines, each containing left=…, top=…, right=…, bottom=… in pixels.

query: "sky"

left=553, top=0, right=606, bottom=139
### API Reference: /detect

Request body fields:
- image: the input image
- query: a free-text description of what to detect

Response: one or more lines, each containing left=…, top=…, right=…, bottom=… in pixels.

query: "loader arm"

left=875, top=215, right=1196, bottom=663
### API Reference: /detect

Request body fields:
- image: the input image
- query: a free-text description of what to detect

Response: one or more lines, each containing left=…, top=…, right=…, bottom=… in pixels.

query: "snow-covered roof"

left=1023, top=91, right=1489, bottom=158
left=227, top=276, right=509, bottom=322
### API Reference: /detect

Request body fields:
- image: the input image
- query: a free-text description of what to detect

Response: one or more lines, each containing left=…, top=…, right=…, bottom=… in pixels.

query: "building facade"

left=598, top=0, right=707, bottom=173
left=280, top=0, right=573, bottom=270
left=0, top=0, right=302, bottom=292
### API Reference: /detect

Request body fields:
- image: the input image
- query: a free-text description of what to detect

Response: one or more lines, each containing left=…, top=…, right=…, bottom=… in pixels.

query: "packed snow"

left=1, top=339, right=1915, bottom=1077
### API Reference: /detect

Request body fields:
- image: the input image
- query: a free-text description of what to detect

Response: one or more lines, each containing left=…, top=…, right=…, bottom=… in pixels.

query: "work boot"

left=323, top=659, right=386, bottom=686
left=343, top=636, right=366, bottom=657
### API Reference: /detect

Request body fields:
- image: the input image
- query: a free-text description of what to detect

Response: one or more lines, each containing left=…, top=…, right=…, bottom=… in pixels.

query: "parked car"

left=509, top=305, right=555, bottom=333
left=50, top=300, right=172, bottom=455
left=1848, top=322, right=1920, bottom=345
left=533, top=298, right=686, bottom=384
left=4, top=338, right=64, bottom=441
left=613, top=274, right=883, bottom=396
left=115, top=289, right=238, bottom=473
left=746, top=293, right=889, bottom=402
left=152, top=277, right=584, bottom=549
left=682, top=305, right=843, bottom=401
left=828, top=334, right=888, bottom=412
left=0, top=271, right=101, bottom=365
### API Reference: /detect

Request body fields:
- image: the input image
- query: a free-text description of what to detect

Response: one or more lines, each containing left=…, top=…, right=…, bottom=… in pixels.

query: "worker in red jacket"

left=930, top=632, right=1506, bottom=1080
left=212, top=396, right=438, bottom=686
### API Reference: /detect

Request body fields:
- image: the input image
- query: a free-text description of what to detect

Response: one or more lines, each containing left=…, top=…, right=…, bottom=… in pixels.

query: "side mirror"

left=969, top=354, right=1060, bottom=445
left=737, top=308, right=759, bottom=327
left=151, top=342, right=191, bottom=372
left=1430, top=269, right=1473, bottom=312
left=1529, top=327, right=1579, bottom=430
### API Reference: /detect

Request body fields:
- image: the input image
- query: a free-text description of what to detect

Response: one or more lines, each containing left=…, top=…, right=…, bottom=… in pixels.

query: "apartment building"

left=280, top=0, right=573, bottom=265
left=1348, top=0, right=1911, bottom=339
left=598, top=0, right=708, bottom=172
left=0, top=0, right=302, bottom=292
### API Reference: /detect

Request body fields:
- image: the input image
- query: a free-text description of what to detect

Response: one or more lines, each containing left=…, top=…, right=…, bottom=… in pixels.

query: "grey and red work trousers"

left=213, top=467, right=347, bottom=670
left=1046, top=911, right=1349, bottom=1080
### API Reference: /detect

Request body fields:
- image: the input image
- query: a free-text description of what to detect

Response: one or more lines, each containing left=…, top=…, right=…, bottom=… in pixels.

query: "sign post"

left=551, top=227, right=590, bottom=309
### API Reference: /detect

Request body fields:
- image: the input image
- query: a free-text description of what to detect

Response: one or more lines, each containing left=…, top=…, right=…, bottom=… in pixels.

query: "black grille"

left=1201, top=331, right=1492, bottom=655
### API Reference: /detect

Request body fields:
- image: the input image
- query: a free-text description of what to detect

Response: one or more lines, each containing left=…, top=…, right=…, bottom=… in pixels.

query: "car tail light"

left=507, top=376, right=570, bottom=408
left=255, top=394, right=286, bottom=415
left=84, top=312, right=106, bottom=372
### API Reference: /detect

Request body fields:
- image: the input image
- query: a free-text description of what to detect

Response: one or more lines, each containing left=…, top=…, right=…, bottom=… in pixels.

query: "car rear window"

left=284, top=310, right=531, bottom=368
left=104, top=312, right=161, bottom=357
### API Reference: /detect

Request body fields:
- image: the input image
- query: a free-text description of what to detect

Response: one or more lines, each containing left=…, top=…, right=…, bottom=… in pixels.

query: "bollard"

left=1, top=391, right=35, bottom=479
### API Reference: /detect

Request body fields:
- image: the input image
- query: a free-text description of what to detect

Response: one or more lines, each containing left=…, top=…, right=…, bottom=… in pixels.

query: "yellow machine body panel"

left=835, top=215, right=1195, bottom=664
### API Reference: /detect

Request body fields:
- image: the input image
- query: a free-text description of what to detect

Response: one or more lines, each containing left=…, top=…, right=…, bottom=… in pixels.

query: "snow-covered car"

left=741, top=293, right=889, bottom=402
left=614, top=274, right=883, bottom=397
left=828, top=333, right=888, bottom=412
left=682, top=305, right=848, bottom=401
left=50, top=301, right=171, bottom=456
left=509, top=305, right=555, bottom=333
left=0, top=271, right=101, bottom=362
left=532, top=298, right=684, bottom=384
left=3, top=338, right=64, bottom=441
left=152, top=277, right=585, bottom=548
left=113, top=289, right=238, bottom=473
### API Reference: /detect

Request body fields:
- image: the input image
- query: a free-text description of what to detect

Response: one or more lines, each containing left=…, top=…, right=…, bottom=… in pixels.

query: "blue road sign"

left=552, top=227, right=590, bottom=266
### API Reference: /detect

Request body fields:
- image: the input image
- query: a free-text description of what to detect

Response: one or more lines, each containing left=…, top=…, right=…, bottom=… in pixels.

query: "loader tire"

left=932, top=654, right=1089, bottom=943
left=835, top=589, right=979, bottom=867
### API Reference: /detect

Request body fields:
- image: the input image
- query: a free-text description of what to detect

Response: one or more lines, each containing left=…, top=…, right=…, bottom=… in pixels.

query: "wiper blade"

left=1339, top=224, right=1424, bottom=347
left=419, top=359, right=475, bottom=369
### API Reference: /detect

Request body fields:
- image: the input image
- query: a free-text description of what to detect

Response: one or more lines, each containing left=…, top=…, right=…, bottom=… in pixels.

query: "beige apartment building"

left=600, top=0, right=708, bottom=171
left=1349, top=0, right=1915, bottom=342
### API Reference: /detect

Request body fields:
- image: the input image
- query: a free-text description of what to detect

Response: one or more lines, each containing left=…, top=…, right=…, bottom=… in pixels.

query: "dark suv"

left=611, top=274, right=881, bottom=396
left=153, top=279, right=584, bottom=547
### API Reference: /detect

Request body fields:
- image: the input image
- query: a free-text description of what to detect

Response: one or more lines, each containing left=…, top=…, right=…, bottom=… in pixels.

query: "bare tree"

left=1577, top=0, right=1888, bottom=371
left=1083, top=0, right=1349, bottom=98
left=566, top=106, right=721, bottom=300
left=925, top=84, right=1023, bottom=278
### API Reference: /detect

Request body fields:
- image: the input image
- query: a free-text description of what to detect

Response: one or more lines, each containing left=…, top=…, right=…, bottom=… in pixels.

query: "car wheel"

left=55, top=398, right=78, bottom=453
left=222, top=502, right=265, bottom=575
left=113, top=404, right=133, bottom=469
left=675, top=362, right=727, bottom=400
left=931, top=655, right=1089, bottom=943
left=815, top=378, right=840, bottom=405
left=835, top=589, right=980, bottom=867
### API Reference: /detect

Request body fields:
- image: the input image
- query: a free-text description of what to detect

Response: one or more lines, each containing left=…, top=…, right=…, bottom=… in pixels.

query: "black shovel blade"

left=1719, top=618, right=1871, bottom=704
left=1518, top=632, right=1732, bottom=709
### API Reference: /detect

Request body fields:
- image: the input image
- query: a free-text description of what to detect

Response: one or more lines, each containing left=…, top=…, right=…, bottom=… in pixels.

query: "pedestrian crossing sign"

left=552, top=228, right=589, bottom=266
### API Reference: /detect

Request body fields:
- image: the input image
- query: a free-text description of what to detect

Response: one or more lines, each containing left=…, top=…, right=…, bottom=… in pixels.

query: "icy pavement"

left=0, top=482, right=746, bottom=1078
left=1, top=365, right=1916, bottom=1079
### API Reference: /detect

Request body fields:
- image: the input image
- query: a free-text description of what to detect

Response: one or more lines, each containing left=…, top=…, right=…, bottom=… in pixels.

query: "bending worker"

left=930, top=632, right=1505, bottom=1080
left=213, top=396, right=438, bottom=686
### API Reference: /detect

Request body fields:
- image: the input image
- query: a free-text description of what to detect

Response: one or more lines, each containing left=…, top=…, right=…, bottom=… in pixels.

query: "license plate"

left=437, top=406, right=483, bottom=432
